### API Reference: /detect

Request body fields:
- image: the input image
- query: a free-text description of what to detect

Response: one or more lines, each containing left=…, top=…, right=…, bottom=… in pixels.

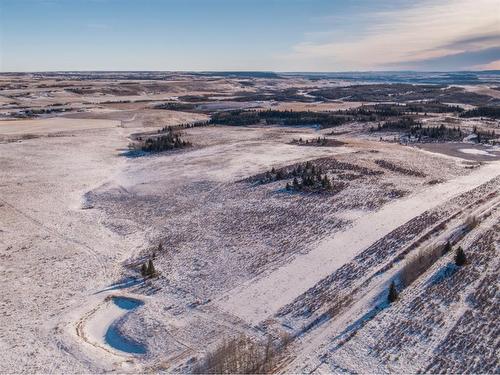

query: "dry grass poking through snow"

left=192, top=335, right=283, bottom=374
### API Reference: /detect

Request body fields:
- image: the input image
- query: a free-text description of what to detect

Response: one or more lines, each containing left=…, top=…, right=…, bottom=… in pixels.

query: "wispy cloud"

left=279, top=0, right=500, bottom=71
left=391, top=46, right=500, bottom=70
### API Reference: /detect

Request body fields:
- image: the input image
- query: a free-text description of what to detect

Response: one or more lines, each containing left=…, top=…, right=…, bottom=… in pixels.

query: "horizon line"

left=1, top=69, right=500, bottom=74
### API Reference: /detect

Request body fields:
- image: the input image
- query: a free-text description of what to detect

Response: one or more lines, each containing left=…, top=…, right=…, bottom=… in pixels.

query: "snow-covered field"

left=1, top=74, right=499, bottom=373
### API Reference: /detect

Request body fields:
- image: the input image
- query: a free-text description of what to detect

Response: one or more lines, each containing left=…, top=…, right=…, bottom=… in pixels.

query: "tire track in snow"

left=0, top=197, right=108, bottom=272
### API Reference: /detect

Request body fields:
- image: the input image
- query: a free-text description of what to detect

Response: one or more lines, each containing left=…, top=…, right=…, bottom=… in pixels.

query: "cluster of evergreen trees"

left=292, top=136, right=329, bottom=146
left=284, top=161, right=333, bottom=192
left=260, top=167, right=286, bottom=183
left=141, top=131, right=191, bottom=152
left=286, top=173, right=333, bottom=192
left=17, top=107, right=68, bottom=118
left=408, top=124, right=464, bottom=141
left=257, top=161, right=334, bottom=193
left=371, top=119, right=469, bottom=142
left=159, top=121, right=210, bottom=133
left=460, top=106, right=500, bottom=119
left=369, top=117, right=420, bottom=132
left=154, top=102, right=196, bottom=111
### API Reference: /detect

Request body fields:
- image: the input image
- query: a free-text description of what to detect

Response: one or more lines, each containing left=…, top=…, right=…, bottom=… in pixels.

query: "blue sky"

left=1, top=0, right=499, bottom=71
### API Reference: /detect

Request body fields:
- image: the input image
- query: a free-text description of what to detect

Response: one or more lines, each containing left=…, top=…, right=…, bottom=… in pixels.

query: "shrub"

left=399, top=245, right=444, bottom=288
left=465, top=215, right=478, bottom=230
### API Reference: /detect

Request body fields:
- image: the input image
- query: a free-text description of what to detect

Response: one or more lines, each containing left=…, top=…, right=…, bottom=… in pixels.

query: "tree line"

left=460, top=106, right=500, bottom=119
left=209, top=109, right=350, bottom=128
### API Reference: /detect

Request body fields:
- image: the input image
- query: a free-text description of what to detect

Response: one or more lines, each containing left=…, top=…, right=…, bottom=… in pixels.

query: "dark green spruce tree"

left=455, top=247, right=467, bottom=266
left=388, top=281, right=399, bottom=303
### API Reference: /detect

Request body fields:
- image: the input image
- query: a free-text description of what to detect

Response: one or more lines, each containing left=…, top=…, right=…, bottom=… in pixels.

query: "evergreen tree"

left=141, top=263, right=148, bottom=277
left=388, top=281, right=398, bottom=303
left=147, top=259, right=156, bottom=276
left=322, top=175, right=332, bottom=190
left=455, top=246, right=467, bottom=266
left=286, top=182, right=291, bottom=191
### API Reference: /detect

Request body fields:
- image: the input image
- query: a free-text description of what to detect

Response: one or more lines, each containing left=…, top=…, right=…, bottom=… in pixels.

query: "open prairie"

left=1, top=71, right=499, bottom=373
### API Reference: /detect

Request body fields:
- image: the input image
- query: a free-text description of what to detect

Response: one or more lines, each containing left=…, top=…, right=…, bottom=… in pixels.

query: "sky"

left=0, top=0, right=499, bottom=72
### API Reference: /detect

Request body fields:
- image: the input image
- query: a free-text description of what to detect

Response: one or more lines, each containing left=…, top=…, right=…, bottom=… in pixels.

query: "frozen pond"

left=104, top=297, right=146, bottom=355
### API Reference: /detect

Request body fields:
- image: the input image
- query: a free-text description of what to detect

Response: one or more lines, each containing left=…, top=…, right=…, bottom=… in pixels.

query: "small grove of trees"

left=371, top=120, right=465, bottom=142
left=257, top=161, right=334, bottom=193
left=192, top=335, right=281, bottom=374
left=291, top=136, right=329, bottom=146
left=154, top=102, right=196, bottom=111
left=141, top=131, right=191, bottom=153
left=409, top=124, right=464, bottom=141
left=258, top=161, right=322, bottom=184
left=369, top=117, right=420, bottom=132
left=286, top=173, right=333, bottom=193
left=395, top=239, right=468, bottom=301
left=399, top=243, right=449, bottom=289
left=158, top=121, right=211, bottom=132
